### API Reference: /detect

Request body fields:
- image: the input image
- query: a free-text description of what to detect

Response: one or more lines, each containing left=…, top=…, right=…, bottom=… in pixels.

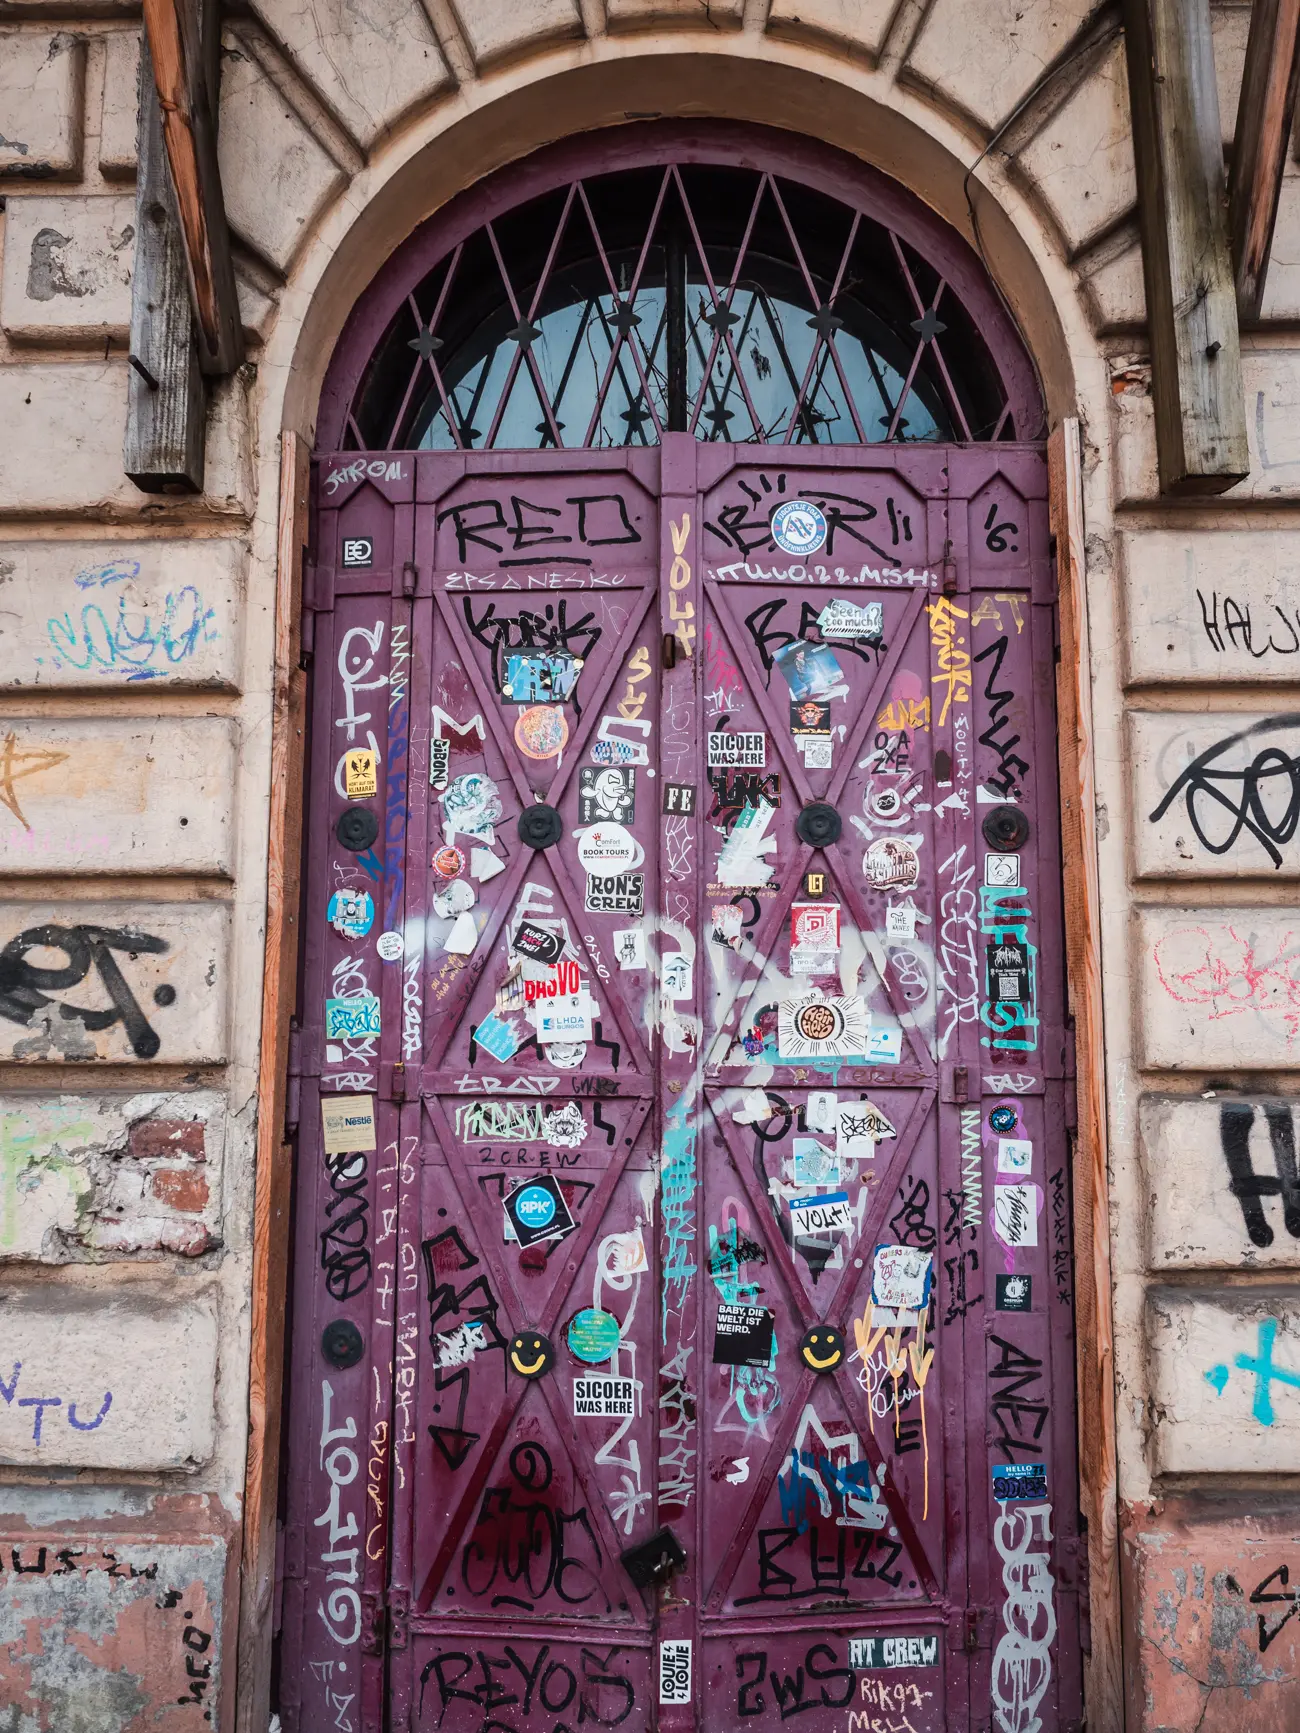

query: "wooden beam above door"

left=1229, top=0, right=1300, bottom=324
left=140, top=0, right=244, bottom=377
left=1123, top=0, right=1249, bottom=494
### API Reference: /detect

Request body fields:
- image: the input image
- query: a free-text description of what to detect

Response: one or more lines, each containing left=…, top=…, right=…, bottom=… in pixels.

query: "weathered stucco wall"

left=2, top=0, right=1300, bottom=1728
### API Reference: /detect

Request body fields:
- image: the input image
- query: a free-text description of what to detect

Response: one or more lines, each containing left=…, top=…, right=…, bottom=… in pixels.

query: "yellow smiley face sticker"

left=799, top=1324, right=845, bottom=1373
left=509, top=1332, right=555, bottom=1379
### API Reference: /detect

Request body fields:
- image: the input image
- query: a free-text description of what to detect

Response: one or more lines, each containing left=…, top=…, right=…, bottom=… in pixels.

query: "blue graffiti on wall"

left=43, top=584, right=218, bottom=681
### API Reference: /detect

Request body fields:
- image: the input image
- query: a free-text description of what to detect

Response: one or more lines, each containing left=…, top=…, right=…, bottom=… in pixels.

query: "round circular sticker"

left=567, top=1307, right=622, bottom=1365
left=514, top=1184, right=558, bottom=1232
left=794, top=1000, right=845, bottom=1044
left=574, top=822, right=642, bottom=873
left=515, top=705, right=569, bottom=761
left=865, top=837, right=920, bottom=890
left=327, top=887, right=374, bottom=939
left=432, top=845, right=466, bottom=879
left=989, top=1103, right=1019, bottom=1136
left=771, top=499, right=828, bottom=557
left=870, top=787, right=904, bottom=821
left=375, top=930, right=404, bottom=962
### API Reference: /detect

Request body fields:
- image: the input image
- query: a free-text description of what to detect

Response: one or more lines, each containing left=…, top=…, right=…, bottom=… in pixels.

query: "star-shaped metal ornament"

left=610, top=299, right=642, bottom=338
left=910, top=308, right=947, bottom=342
left=807, top=304, right=845, bottom=339
left=704, top=301, right=740, bottom=335
left=407, top=326, right=442, bottom=361
left=507, top=317, right=542, bottom=348
left=620, top=401, right=652, bottom=436
left=704, top=400, right=735, bottom=436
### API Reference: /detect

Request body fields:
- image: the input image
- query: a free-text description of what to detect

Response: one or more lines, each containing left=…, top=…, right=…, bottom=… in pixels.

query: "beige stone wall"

left=2, top=0, right=1300, bottom=1727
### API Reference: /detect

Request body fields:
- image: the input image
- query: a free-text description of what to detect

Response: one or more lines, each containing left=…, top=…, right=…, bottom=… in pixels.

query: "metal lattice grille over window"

left=338, top=136, right=1040, bottom=453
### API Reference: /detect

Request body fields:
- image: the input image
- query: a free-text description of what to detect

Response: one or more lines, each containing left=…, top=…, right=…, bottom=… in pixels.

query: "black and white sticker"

left=573, top=1376, right=638, bottom=1418
left=848, top=1636, right=940, bottom=1670
left=342, top=536, right=374, bottom=568
left=658, top=1640, right=692, bottom=1704
left=707, top=731, right=766, bottom=769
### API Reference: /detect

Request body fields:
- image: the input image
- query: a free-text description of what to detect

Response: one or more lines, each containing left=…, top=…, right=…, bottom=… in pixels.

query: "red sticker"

left=432, top=845, right=467, bottom=879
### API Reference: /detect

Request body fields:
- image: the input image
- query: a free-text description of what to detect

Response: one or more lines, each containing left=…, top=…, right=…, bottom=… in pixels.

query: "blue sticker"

left=325, top=995, right=381, bottom=1040
left=991, top=1462, right=1048, bottom=1503
left=328, top=888, right=375, bottom=939
left=567, top=1307, right=622, bottom=1364
left=515, top=1185, right=557, bottom=1230
left=502, top=654, right=582, bottom=703
left=474, top=1013, right=519, bottom=1062
left=771, top=499, right=828, bottom=556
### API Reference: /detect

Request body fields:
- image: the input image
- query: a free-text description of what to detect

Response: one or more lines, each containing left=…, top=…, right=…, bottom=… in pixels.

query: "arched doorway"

left=282, top=124, right=1080, bottom=1733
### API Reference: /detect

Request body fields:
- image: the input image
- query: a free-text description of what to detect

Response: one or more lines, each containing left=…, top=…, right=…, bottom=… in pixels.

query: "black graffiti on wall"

left=1148, top=715, right=1300, bottom=868
left=1218, top=1101, right=1300, bottom=1248
left=438, top=493, right=642, bottom=566
left=0, top=924, right=173, bottom=1058
left=321, top=1148, right=371, bottom=1300
left=419, top=1641, right=636, bottom=1725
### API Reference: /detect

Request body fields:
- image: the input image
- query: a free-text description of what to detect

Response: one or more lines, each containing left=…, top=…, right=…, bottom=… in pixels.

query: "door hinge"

left=401, top=559, right=417, bottom=599
left=661, top=631, right=679, bottom=669
left=941, top=538, right=957, bottom=594
left=391, top=1060, right=406, bottom=1103
left=963, top=1606, right=980, bottom=1652
left=299, top=597, right=316, bottom=669
left=285, top=1019, right=303, bottom=1136
left=388, top=1587, right=410, bottom=1652
left=941, top=1063, right=970, bottom=1105
left=1064, top=1025, right=1079, bottom=1132
left=360, top=1590, right=386, bottom=1657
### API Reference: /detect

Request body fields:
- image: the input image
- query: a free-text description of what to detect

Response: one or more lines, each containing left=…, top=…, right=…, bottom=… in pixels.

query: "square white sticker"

left=984, top=853, right=1021, bottom=887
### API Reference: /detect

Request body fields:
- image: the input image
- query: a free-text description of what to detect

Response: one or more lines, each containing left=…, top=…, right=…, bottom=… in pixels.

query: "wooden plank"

left=1229, top=0, right=1300, bottom=322
left=123, top=33, right=205, bottom=494
left=1049, top=421, right=1125, bottom=1733
left=235, top=429, right=309, bottom=1733
left=1123, top=0, right=1249, bottom=493
left=141, top=0, right=244, bottom=375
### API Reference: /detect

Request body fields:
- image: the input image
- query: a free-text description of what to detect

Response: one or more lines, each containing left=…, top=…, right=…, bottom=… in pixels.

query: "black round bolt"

left=321, top=1318, right=365, bottom=1369
left=336, top=807, right=379, bottom=852
left=518, top=804, right=563, bottom=850
left=796, top=802, right=842, bottom=848
left=981, top=804, right=1030, bottom=850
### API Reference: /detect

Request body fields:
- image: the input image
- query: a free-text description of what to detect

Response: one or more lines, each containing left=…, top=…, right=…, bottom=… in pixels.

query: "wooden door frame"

left=1049, top=418, right=1123, bottom=1732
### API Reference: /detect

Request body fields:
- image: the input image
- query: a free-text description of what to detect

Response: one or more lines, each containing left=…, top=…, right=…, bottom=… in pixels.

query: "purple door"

left=280, top=436, right=1081, bottom=1733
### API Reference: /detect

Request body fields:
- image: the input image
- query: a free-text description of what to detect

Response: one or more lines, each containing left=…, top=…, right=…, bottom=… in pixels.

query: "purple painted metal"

left=315, top=124, right=1043, bottom=459
left=281, top=122, right=1077, bottom=1733
left=280, top=436, right=1082, bottom=1733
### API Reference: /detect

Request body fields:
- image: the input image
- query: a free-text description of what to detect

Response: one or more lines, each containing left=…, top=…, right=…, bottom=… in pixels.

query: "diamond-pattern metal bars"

left=347, top=163, right=1015, bottom=452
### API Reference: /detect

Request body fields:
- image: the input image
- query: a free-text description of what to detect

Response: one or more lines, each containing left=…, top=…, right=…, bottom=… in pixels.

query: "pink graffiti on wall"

left=1153, top=924, right=1300, bottom=1035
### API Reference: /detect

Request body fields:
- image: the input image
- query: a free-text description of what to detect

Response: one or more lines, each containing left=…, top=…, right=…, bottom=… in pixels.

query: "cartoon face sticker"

left=508, top=1332, right=555, bottom=1379
left=798, top=1324, right=845, bottom=1373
